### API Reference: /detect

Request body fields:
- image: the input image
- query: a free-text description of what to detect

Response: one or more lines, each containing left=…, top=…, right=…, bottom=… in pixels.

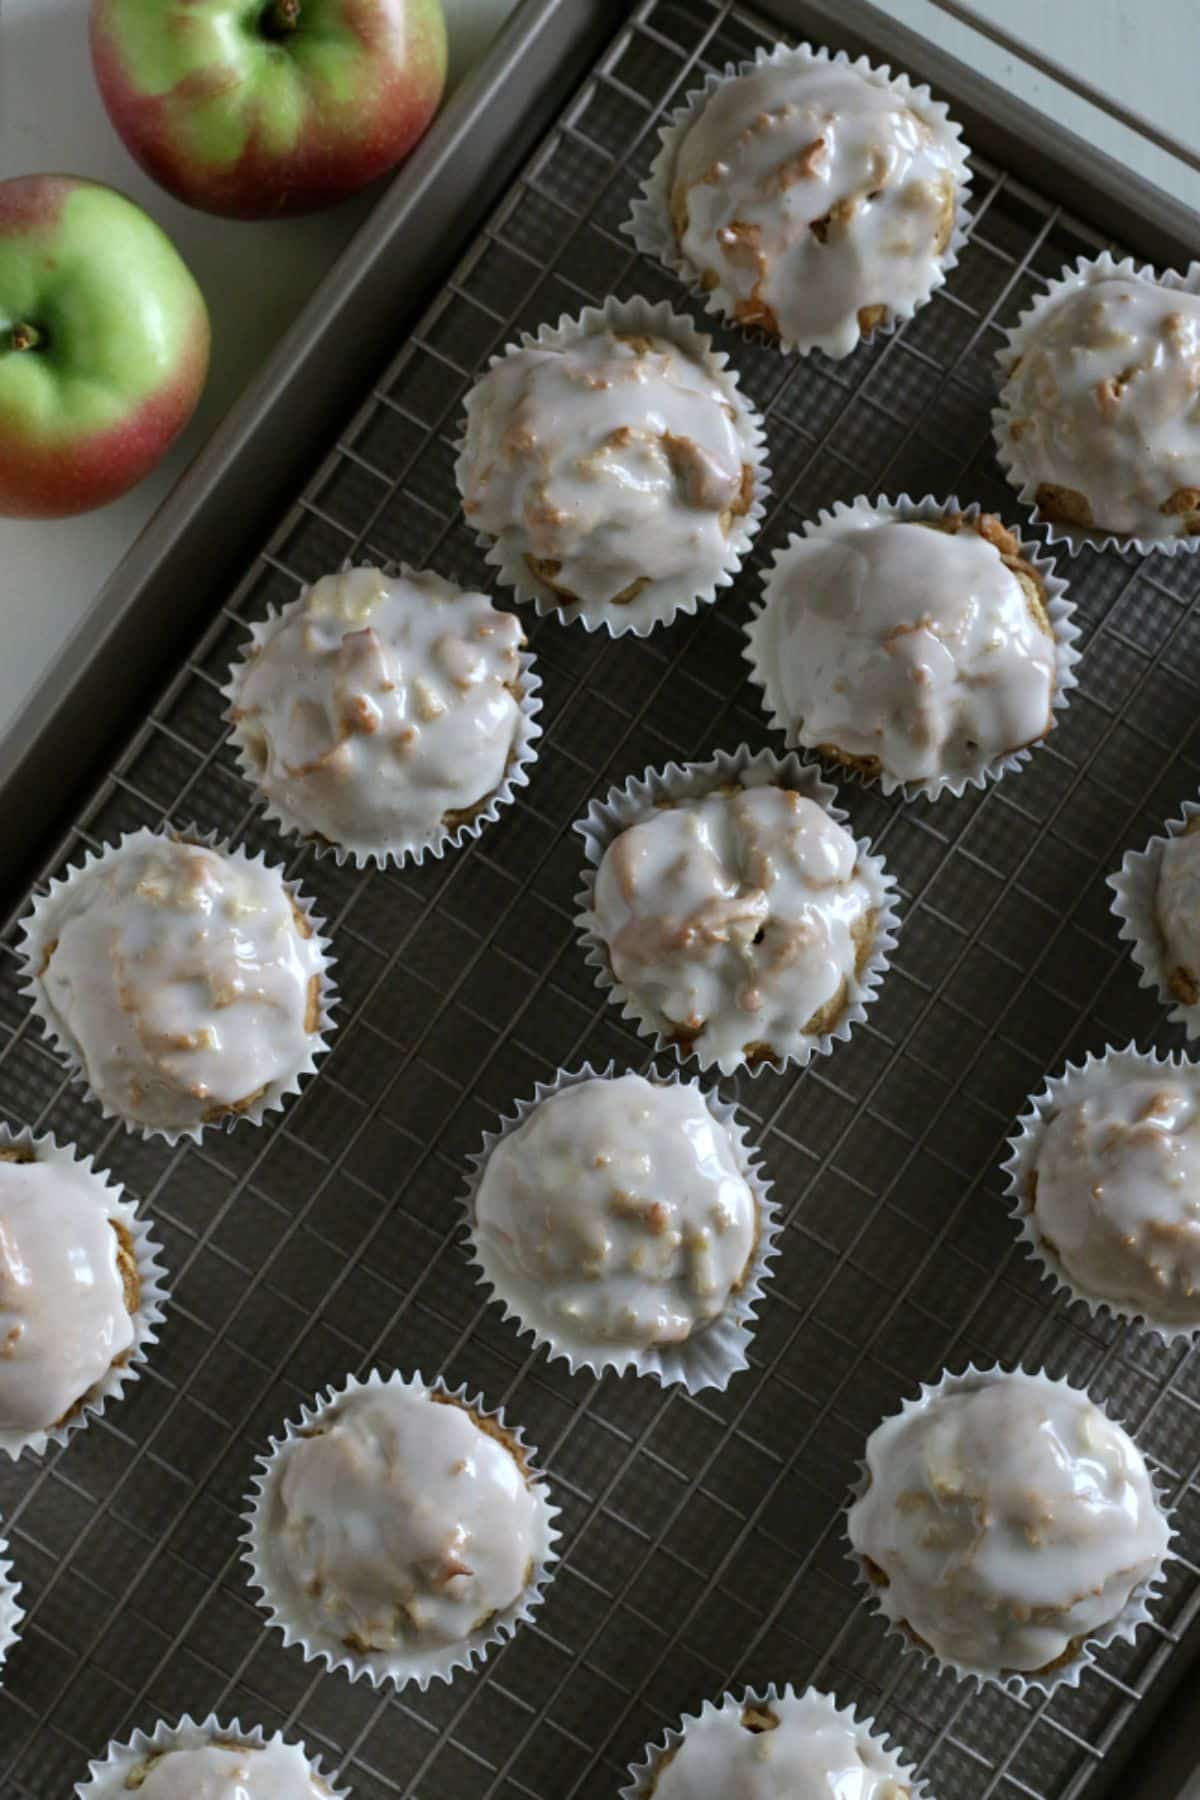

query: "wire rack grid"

left=3, top=2, right=1200, bottom=1797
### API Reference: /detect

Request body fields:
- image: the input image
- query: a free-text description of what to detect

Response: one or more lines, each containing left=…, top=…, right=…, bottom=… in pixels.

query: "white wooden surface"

left=0, top=0, right=1196, bottom=739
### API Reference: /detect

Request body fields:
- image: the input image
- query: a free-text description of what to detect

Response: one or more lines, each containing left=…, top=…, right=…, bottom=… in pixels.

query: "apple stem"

left=7, top=322, right=42, bottom=354
left=262, top=0, right=301, bottom=36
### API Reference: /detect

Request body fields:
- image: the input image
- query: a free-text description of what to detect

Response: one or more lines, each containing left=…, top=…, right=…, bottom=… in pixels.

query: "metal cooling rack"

left=3, top=2, right=1200, bottom=1796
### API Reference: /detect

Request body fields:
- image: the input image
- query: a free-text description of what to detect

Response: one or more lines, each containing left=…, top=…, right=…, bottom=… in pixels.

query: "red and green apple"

left=0, top=175, right=210, bottom=520
left=90, top=0, right=448, bottom=220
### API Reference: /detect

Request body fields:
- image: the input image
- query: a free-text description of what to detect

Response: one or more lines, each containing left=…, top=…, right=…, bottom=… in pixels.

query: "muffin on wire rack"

left=745, top=495, right=1078, bottom=799
left=19, top=827, right=335, bottom=1143
left=847, top=1366, right=1171, bottom=1692
left=575, top=746, right=899, bottom=1077
left=464, top=1064, right=779, bottom=1390
left=243, top=1368, right=558, bottom=1689
left=626, top=40, right=971, bottom=359
left=223, top=563, right=542, bottom=867
left=994, top=252, right=1200, bottom=551
left=0, top=1126, right=167, bottom=1458
left=455, top=296, right=769, bottom=634
left=623, top=1683, right=924, bottom=1798
left=74, top=1715, right=347, bottom=1799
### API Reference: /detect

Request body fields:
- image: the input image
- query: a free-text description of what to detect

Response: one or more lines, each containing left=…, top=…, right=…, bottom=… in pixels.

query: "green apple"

left=90, top=0, right=448, bottom=220
left=0, top=175, right=210, bottom=519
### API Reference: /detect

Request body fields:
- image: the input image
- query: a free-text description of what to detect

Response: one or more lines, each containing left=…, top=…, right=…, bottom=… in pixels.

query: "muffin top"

left=591, top=784, right=879, bottom=1069
left=652, top=1691, right=911, bottom=1800
left=265, top=1382, right=542, bottom=1657
left=1157, top=826, right=1200, bottom=1006
left=1000, top=273, right=1200, bottom=537
left=848, top=1372, right=1168, bottom=1675
left=756, top=511, right=1056, bottom=790
left=131, top=1739, right=330, bottom=1799
left=27, top=835, right=324, bottom=1135
left=459, top=328, right=753, bottom=615
left=1032, top=1074, right=1200, bottom=1327
left=474, top=1073, right=758, bottom=1355
left=670, top=57, right=962, bottom=356
left=227, top=567, right=526, bottom=857
left=0, top=1152, right=136, bottom=1435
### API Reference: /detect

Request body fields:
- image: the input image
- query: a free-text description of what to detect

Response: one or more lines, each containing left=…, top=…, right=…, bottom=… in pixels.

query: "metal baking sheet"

left=3, top=2, right=1200, bottom=1797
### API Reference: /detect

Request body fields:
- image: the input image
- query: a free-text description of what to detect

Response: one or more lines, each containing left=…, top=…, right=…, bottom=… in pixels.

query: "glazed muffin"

left=1157, top=822, right=1200, bottom=1005
left=0, top=1144, right=140, bottom=1438
left=119, top=1739, right=332, bottom=1798
left=458, top=320, right=758, bottom=621
left=666, top=51, right=965, bottom=357
left=252, top=1377, right=551, bottom=1674
left=589, top=783, right=883, bottom=1069
left=226, top=566, right=534, bottom=862
left=1026, top=1066, right=1200, bottom=1329
left=641, top=1688, right=916, bottom=1799
left=473, top=1072, right=760, bottom=1359
left=997, top=268, right=1200, bottom=538
left=22, top=831, right=328, bottom=1136
left=752, top=509, right=1059, bottom=792
left=847, top=1370, right=1169, bottom=1679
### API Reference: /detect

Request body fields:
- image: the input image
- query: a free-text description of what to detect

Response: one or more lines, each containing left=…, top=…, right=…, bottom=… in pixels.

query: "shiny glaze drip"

left=230, top=567, right=524, bottom=853
left=762, top=516, right=1055, bottom=783
left=270, top=1384, right=539, bottom=1653
left=847, top=1373, right=1168, bottom=1674
left=1002, top=275, right=1200, bottom=536
left=31, top=837, right=323, bottom=1133
left=672, top=60, right=960, bottom=355
left=592, top=785, right=876, bottom=1065
left=475, top=1073, right=757, bottom=1352
left=1036, top=1074, right=1200, bottom=1324
left=0, top=1158, right=134, bottom=1433
left=460, top=329, right=749, bottom=609
left=655, top=1690, right=911, bottom=1799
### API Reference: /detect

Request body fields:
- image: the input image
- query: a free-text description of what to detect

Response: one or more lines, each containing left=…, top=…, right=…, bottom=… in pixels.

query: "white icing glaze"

left=474, top=1073, right=757, bottom=1353
left=760, top=515, right=1056, bottom=785
left=229, top=567, right=525, bottom=855
left=270, top=1383, right=540, bottom=1653
left=1034, top=1074, right=1200, bottom=1325
left=460, top=329, right=750, bottom=611
left=653, top=1691, right=911, bottom=1800
left=592, top=785, right=877, bottom=1066
left=1157, top=829, right=1200, bottom=995
left=0, top=1158, right=134, bottom=1433
left=1001, top=274, right=1200, bottom=537
left=134, top=1740, right=327, bottom=1800
left=671, top=58, right=961, bottom=356
left=847, top=1372, right=1168, bottom=1674
left=30, top=836, right=324, bottom=1134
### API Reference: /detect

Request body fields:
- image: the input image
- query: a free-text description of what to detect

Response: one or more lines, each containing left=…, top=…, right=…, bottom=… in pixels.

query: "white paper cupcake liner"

left=620, top=1683, right=927, bottom=1800
left=460, top=1061, right=781, bottom=1390
left=624, top=39, right=972, bottom=360
left=573, top=745, right=900, bottom=1077
left=1003, top=1043, right=1200, bottom=1341
left=993, top=250, right=1200, bottom=557
left=241, top=1366, right=560, bottom=1690
left=1109, top=801, right=1200, bottom=1035
left=0, top=1538, right=21, bottom=1680
left=74, top=1713, right=349, bottom=1798
left=452, top=294, right=771, bottom=635
left=845, top=1363, right=1174, bottom=1696
left=18, top=825, right=338, bottom=1146
left=0, top=1124, right=168, bottom=1459
left=221, top=565, right=543, bottom=869
left=745, top=493, right=1080, bottom=801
